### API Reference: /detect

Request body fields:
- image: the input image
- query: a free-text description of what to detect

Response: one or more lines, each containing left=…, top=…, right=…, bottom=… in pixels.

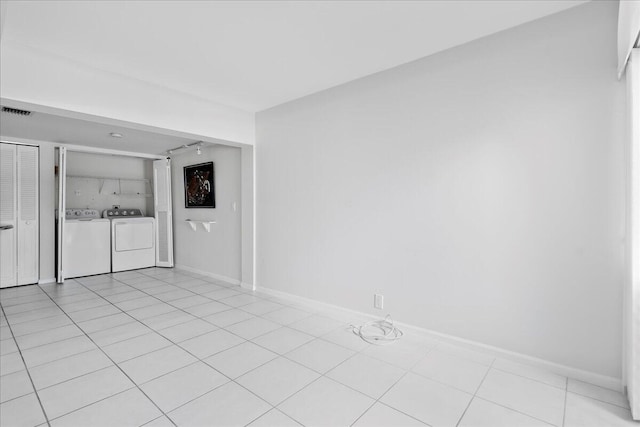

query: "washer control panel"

left=65, top=209, right=101, bottom=219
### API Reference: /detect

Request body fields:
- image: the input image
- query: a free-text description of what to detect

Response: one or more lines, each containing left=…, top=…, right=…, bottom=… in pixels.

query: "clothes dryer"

left=103, top=208, right=155, bottom=272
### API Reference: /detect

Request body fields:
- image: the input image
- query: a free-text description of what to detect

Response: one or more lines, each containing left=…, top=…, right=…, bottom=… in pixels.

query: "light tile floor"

left=0, top=268, right=637, bottom=427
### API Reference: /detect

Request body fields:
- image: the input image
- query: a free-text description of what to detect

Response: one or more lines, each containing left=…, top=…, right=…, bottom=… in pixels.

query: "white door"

left=57, top=147, right=67, bottom=283
left=153, top=158, right=174, bottom=267
left=17, top=145, right=39, bottom=284
left=0, top=143, right=18, bottom=287
left=0, top=142, right=39, bottom=288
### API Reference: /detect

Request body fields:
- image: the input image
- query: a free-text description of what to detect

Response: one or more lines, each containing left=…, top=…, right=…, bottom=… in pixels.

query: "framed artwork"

left=184, top=162, right=215, bottom=208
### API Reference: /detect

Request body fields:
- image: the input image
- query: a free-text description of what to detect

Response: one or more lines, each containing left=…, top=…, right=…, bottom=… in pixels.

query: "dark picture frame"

left=184, top=162, right=215, bottom=208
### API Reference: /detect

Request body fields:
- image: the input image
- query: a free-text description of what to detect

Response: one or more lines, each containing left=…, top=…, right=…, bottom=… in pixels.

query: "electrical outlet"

left=374, top=294, right=384, bottom=310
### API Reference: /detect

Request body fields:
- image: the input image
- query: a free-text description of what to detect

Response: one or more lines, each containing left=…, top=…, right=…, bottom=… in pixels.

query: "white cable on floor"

left=351, top=315, right=403, bottom=345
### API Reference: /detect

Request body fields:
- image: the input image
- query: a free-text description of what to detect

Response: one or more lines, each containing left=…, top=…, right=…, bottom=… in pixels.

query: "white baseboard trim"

left=398, top=321, right=622, bottom=392
left=38, top=277, right=56, bottom=285
left=240, top=282, right=255, bottom=291
left=174, top=264, right=241, bottom=287
left=256, top=284, right=622, bottom=392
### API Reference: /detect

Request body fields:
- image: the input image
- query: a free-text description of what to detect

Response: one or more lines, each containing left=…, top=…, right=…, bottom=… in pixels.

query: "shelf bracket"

left=185, top=220, right=216, bottom=232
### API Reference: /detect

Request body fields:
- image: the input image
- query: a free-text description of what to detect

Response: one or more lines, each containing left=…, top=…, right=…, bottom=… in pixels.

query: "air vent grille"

left=2, top=107, right=32, bottom=116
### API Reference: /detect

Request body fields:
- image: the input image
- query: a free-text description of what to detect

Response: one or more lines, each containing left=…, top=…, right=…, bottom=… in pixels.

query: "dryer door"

left=114, top=221, right=154, bottom=251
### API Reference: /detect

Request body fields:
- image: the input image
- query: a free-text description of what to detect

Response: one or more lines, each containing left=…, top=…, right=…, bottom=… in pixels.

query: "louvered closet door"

left=154, top=158, right=174, bottom=267
left=0, top=143, right=18, bottom=288
left=17, top=145, right=39, bottom=285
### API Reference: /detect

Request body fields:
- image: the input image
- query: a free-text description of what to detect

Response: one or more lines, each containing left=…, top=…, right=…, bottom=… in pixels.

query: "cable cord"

left=351, top=315, right=403, bottom=345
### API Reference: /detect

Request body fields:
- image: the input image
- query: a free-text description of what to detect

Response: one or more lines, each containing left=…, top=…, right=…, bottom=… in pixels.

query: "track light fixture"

left=166, top=141, right=206, bottom=156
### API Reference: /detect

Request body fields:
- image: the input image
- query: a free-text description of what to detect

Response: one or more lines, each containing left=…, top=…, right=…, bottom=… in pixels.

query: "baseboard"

left=240, top=282, right=256, bottom=291
left=174, top=264, right=241, bottom=287
left=396, top=321, right=623, bottom=392
left=38, top=277, right=56, bottom=285
left=256, top=284, right=622, bottom=392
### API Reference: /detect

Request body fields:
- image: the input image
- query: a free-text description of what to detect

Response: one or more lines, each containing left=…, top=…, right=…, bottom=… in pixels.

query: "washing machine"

left=63, top=209, right=111, bottom=278
left=103, top=208, right=156, bottom=272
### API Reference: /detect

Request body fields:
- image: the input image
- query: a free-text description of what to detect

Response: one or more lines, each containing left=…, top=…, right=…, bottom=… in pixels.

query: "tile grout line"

left=36, top=282, right=180, bottom=427
left=111, top=273, right=333, bottom=369
left=9, top=315, right=148, bottom=354
left=73, top=271, right=283, bottom=424
left=19, top=344, right=97, bottom=372
left=1, top=300, right=59, bottom=315
left=2, top=310, right=66, bottom=329
left=270, top=333, right=437, bottom=426
left=68, top=273, right=249, bottom=418
left=70, top=280, right=233, bottom=344
left=46, top=386, right=141, bottom=425
left=130, top=271, right=322, bottom=424
left=471, top=396, right=558, bottom=427
left=268, top=315, right=563, bottom=427
left=33, top=364, right=123, bottom=394
left=269, top=408, right=306, bottom=427
left=489, top=365, right=568, bottom=391
left=2, top=277, right=526, bottom=427
left=347, top=345, right=439, bottom=426
left=128, top=269, right=391, bottom=425
left=0, top=303, right=52, bottom=427
left=8, top=325, right=86, bottom=353
left=244, top=290, right=588, bottom=425
left=116, top=276, right=243, bottom=314
left=253, top=289, right=572, bottom=393
left=228, top=298, right=441, bottom=425
left=0, top=290, right=51, bottom=302
left=562, top=389, right=631, bottom=411
left=464, top=357, right=559, bottom=427
left=4, top=268, right=607, bottom=427
left=346, top=371, right=413, bottom=427
left=2, top=304, right=61, bottom=320
left=453, top=357, right=496, bottom=427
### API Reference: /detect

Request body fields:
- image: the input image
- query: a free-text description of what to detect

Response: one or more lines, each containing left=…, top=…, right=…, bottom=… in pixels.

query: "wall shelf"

left=185, top=220, right=216, bottom=232
left=66, top=175, right=152, bottom=197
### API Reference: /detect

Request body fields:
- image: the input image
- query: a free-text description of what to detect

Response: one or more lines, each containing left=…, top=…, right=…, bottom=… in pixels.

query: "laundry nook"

left=55, top=150, right=173, bottom=280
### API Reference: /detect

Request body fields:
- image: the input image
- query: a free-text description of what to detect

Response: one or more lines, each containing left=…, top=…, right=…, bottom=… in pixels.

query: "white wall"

left=256, top=1, right=625, bottom=379
left=241, top=145, right=255, bottom=288
left=65, top=152, right=153, bottom=215
left=171, top=145, right=242, bottom=282
left=0, top=44, right=255, bottom=145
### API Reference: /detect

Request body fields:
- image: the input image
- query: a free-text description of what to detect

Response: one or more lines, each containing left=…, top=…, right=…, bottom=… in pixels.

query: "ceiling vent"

left=2, top=107, right=32, bottom=116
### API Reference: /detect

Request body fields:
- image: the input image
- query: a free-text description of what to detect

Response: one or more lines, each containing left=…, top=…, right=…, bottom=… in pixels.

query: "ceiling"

left=0, top=108, right=197, bottom=155
left=1, top=0, right=588, bottom=113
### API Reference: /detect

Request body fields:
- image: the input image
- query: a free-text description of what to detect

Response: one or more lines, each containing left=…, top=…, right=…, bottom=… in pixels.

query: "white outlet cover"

left=374, top=294, right=384, bottom=310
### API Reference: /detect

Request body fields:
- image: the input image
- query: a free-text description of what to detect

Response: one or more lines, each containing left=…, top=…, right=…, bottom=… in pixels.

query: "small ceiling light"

left=109, top=132, right=123, bottom=138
